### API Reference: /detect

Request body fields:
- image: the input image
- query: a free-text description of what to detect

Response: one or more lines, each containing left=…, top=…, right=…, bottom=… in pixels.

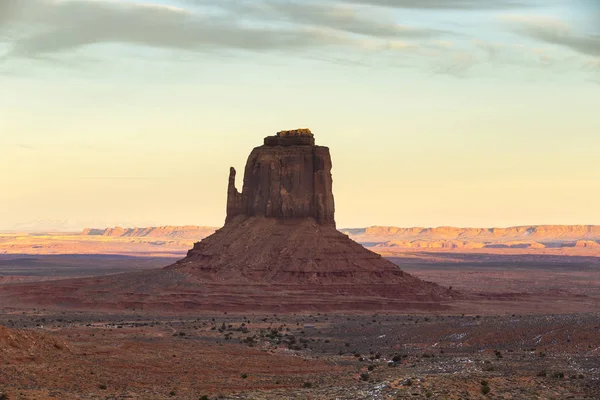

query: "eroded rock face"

left=226, top=129, right=335, bottom=226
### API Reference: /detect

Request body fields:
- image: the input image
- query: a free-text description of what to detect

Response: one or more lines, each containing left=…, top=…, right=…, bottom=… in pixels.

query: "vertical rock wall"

left=226, top=130, right=335, bottom=226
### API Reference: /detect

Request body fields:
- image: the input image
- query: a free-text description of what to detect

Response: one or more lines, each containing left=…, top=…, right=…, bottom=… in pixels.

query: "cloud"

left=1, top=0, right=443, bottom=62
left=0, top=0, right=591, bottom=81
left=255, top=1, right=441, bottom=39
left=1, top=0, right=355, bottom=60
left=336, top=0, right=536, bottom=10
left=503, top=15, right=600, bottom=57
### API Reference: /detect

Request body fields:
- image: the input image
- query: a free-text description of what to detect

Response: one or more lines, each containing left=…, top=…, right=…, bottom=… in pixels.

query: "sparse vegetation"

left=551, top=371, right=565, bottom=379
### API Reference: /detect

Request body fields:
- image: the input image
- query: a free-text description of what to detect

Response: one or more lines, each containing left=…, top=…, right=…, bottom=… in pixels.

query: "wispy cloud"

left=503, top=15, right=600, bottom=57
left=0, top=0, right=592, bottom=80
left=1, top=0, right=441, bottom=61
left=229, top=1, right=442, bottom=39
left=337, top=0, right=537, bottom=10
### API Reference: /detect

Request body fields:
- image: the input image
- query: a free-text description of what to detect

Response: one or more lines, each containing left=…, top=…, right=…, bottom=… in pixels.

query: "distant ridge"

left=339, top=225, right=600, bottom=251
left=81, top=226, right=217, bottom=239
left=81, top=224, right=600, bottom=247
left=342, top=225, right=600, bottom=238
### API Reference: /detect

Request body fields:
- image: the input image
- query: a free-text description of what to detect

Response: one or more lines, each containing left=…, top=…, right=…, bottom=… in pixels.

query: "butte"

left=0, top=130, right=455, bottom=312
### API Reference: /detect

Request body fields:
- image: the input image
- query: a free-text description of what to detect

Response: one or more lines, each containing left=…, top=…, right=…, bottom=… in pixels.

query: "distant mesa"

left=81, top=226, right=216, bottom=240
left=341, top=225, right=600, bottom=252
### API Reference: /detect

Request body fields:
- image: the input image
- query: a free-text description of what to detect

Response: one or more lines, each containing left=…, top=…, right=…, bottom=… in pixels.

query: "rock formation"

left=169, top=129, right=451, bottom=293
left=0, top=129, right=455, bottom=312
left=226, top=129, right=335, bottom=225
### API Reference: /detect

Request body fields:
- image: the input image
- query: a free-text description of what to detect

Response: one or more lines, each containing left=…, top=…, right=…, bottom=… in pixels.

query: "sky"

left=1, top=0, right=599, bottom=231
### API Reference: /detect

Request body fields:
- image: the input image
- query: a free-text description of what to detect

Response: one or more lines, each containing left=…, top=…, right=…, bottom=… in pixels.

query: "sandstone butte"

left=0, top=129, right=455, bottom=312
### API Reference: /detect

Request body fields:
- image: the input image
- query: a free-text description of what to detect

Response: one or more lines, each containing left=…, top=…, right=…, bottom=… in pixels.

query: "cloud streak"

left=504, top=15, right=600, bottom=57
left=0, top=0, right=593, bottom=80
left=2, top=0, right=352, bottom=60
left=337, top=0, right=539, bottom=10
left=2, top=0, right=446, bottom=62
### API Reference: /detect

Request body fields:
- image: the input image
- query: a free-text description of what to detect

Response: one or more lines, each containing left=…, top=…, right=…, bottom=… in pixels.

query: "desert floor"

left=1, top=252, right=600, bottom=399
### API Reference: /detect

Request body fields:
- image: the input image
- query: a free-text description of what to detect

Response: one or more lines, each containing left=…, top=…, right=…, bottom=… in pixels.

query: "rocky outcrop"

left=226, top=129, right=335, bottom=225
left=575, top=240, right=600, bottom=248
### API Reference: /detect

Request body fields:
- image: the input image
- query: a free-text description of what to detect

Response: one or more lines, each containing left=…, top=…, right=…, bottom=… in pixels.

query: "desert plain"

left=1, top=225, right=599, bottom=400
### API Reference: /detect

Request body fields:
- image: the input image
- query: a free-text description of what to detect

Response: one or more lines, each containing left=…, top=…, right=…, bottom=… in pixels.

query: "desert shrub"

left=537, top=370, right=547, bottom=377
left=241, top=373, right=248, bottom=379
left=481, top=379, right=489, bottom=386
left=551, top=371, right=564, bottom=379
left=481, top=385, right=491, bottom=395
left=98, top=384, right=107, bottom=390
left=368, top=365, right=375, bottom=371
left=425, top=391, right=433, bottom=398
left=302, top=382, right=312, bottom=388
left=0, top=392, right=7, bottom=400
left=169, top=390, right=176, bottom=396
left=404, top=379, right=413, bottom=386
left=392, top=354, right=402, bottom=362
left=359, top=372, right=370, bottom=381
left=199, top=396, right=210, bottom=400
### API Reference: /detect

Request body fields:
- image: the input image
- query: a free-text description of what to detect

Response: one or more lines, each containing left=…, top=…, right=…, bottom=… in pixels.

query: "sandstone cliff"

left=226, top=129, right=335, bottom=226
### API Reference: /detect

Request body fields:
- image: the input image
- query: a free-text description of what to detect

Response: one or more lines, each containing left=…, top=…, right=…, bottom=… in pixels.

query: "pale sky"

left=1, top=0, right=599, bottom=231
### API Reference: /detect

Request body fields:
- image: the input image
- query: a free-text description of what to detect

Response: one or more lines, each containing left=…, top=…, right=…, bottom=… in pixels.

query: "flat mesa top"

left=265, top=129, right=316, bottom=146
left=277, top=129, right=313, bottom=137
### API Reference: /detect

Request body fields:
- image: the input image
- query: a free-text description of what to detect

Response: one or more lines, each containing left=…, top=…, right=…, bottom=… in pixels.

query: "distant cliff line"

left=82, top=224, right=600, bottom=244
left=81, top=226, right=218, bottom=239
left=340, top=225, right=600, bottom=239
